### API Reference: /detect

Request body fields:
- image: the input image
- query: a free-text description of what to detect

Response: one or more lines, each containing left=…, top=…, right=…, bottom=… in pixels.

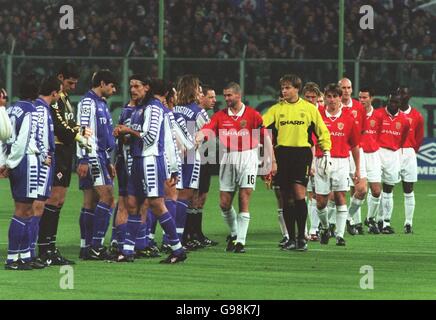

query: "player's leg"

left=366, top=182, right=382, bottom=234
left=161, top=181, right=178, bottom=253
left=333, top=191, right=348, bottom=246
left=274, top=186, right=289, bottom=246
left=402, top=181, right=415, bottom=233
left=327, top=192, right=337, bottom=237
left=400, top=148, right=418, bottom=233
left=220, top=190, right=237, bottom=251
left=348, top=177, right=368, bottom=235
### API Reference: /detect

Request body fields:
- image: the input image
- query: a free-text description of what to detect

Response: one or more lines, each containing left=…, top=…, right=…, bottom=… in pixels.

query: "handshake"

left=75, top=126, right=92, bottom=153
left=318, top=151, right=333, bottom=178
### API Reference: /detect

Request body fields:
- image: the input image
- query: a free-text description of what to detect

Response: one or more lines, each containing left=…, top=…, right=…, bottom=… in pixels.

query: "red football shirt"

left=375, top=107, right=410, bottom=151
left=400, top=106, right=424, bottom=152
left=201, top=104, right=264, bottom=152
left=361, top=107, right=382, bottom=153
left=315, top=106, right=359, bottom=158
left=342, top=98, right=365, bottom=142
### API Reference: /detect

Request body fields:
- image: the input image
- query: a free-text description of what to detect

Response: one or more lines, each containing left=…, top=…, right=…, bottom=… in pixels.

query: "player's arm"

left=51, top=103, right=80, bottom=145
left=0, top=106, right=12, bottom=141
left=196, top=112, right=218, bottom=146
left=415, top=113, right=425, bottom=152
left=349, top=121, right=360, bottom=182
left=5, top=112, right=31, bottom=170
left=312, top=107, right=331, bottom=152
left=35, top=106, right=50, bottom=165
left=164, top=112, right=181, bottom=177
left=76, top=98, right=96, bottom=164
left=261, top=105, right=276, bottom=131
left=173, top=115, right=195, bottom=150
left=196, top=108, right=210, bottom=131
left=400, top=119, right=410, bottom=148
left=140, top=104, right=163, bottom=147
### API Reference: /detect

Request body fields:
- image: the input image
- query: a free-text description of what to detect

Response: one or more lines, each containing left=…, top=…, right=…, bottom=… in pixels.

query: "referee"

left=38, top=63, right=88, bottom=265
left=262, top=74, right=331, bottom=251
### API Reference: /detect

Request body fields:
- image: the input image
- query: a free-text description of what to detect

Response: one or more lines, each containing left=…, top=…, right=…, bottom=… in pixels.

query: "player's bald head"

left=338, top=78, right=352, bottom=87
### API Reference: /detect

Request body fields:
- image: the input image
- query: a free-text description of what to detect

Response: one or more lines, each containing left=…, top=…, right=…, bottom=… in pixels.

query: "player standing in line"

left=397, top=86, right=424, bottom=234
left=315, top=83, right=360, bottom=247
left=302, top=82, right=323, bottom=241
left=196, top=82, right=274, bottom=253
left=191, top=84, right=218, bottom=246
left=30, top=77, right=63, bottom=269
left=1, top=75, right=41, bottom=270
left=338, top=78, right=367, bottom=236
left=110, top=74, right=150, bottom=256
left=173, top=75, right=209, bottom=250
left=262, top=74, right=331, bottom=251
left=358, top=87, right=383, bottom=234
left=115, top=79, right=186, bottom=264
left=76, top=70, right=117, bottom=260
left=375, top=92, right=410, bottom=234
left=38, top=63, right=86, bottom=265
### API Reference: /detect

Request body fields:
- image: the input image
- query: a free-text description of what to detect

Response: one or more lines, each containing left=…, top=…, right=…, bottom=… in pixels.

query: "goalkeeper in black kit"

left=38, top=63, right=91, bottom=265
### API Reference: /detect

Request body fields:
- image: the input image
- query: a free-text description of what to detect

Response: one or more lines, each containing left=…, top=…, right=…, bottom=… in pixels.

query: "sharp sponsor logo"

left=280, top=120, right=305, bottom=126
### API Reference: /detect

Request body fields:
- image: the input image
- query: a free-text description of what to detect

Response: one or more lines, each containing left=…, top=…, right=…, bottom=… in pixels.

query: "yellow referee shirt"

left=262, top=98, right=331, bottom=151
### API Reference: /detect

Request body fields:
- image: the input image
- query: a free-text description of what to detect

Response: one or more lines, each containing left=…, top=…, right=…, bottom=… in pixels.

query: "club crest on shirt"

left=240, top=120, right=247, bottom=128
left=351, top=110, right=358, bottom=118
left=396, top=122, right=401, bottom=130
left=300, top=113, right=305, bottom=118
left=370, top=119, right=376, bottom=127
left=279, top=114, right=285, bottom=118
left=337, top=122, right=344, bottom=130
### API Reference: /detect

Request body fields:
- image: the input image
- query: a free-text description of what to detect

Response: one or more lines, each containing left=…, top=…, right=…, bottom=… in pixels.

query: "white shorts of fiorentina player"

left=315, top=157, right=350, bottom=195
left=219, top=148, right=259, bottom=192
left=379, top=147, right=401, bottom=185
left=400, top=147, right=418, bottom=183
left=349, top=148, right=367, bottom=186
left=364, top=150, right=382, bottom=183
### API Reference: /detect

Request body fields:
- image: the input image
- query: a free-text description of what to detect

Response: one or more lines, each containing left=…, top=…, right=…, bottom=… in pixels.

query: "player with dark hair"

left=114, top=78, right=186, bottom=263
left=315, top=83, right=360, bottom=247
left=397, top=86, right=424, bottom=234
left=76, top=69, right=117, bottom=260
left=191, top=84, right=218, bottom=247
left=262, top=74, right=331, bottom=251
left=1, top=75, right=41, bottom=270
left=109, top=74, right=151, bottom=257
left=38, top=63, right=88, bottom=265
left=375, top=91, right=410, bottom=234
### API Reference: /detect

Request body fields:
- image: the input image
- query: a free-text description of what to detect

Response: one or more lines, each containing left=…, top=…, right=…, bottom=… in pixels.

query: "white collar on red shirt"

left=228, top=103, right=246, bottom=117
left=325, top=108, right=342, bottom=119
left=343, top=98, right=353, bottom=108
left=366, top=106, right=374, bottom=116
left=401, top=105, right=412, bottom=115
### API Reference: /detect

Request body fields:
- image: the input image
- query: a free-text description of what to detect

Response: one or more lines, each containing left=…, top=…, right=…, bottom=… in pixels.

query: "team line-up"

left=0, top=64, right=423, bottom=270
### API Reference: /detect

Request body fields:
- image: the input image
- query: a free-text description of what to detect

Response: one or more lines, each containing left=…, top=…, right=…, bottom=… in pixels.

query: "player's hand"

left=318, top=151, right=332, bottom=177
left=195, top=131, right=205, bottom=149
left=0, top=165, right=9, bottom=178
left=44, top=155, right=52, bottom=167
left=76, top=163, right=89, bottom=178
left=353, top=170, right=360, bottom=185
left=117, top=125, right=130, bottom=135
left=271, top=160, right=277, bottom=176
left=263, top=173, right=273, bottom=189
left=83, top=127, right=93, bottom=138
left=113, top=126, right=121, bottom=137
left=108, top=164, right=116, bottom=179
left=168, top=173, right=178, bottom=186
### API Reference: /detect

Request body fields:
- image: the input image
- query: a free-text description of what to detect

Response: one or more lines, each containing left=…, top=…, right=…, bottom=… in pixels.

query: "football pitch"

left=0, top=176, right=435, bottom=300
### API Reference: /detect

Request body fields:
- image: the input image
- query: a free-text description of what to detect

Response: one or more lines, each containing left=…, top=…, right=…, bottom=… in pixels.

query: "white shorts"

left=315, top=157, right=350, bottom=195
left=400, top=148, right=418, bottom=183
left=364, top=151, right=382, bottom=183
left=307, top=176, right=314, bottom=193
left=379, top=148, right=401, bottom=185
left=219, top=148, right=259, bottom=192
left=349, top=148, right=367, bottom=186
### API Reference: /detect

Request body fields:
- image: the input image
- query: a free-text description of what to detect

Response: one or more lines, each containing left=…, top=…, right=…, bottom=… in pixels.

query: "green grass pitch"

left=0, top=176, right=435, bottom=300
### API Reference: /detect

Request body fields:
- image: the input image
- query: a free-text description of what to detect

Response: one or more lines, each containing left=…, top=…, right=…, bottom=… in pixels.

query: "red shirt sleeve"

left=348, top=118, right=360, bottom=149
left=415, top=113, right=424, bottom=152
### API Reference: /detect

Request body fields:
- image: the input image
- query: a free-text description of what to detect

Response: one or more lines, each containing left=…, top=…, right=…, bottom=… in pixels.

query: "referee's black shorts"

left=198, top=163, right=212, bottom=194
left=53, top=144, right=74, bottom=188
left=275, top=146, right=312, bottom=189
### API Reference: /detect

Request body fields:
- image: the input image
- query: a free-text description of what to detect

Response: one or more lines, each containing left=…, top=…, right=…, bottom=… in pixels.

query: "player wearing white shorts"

left=375, top=92, right=410, bottom=234
left=196, top=82, right=274, bottom=253
left=314, top=83, right=360, bottom=247
left=359, top=88, right=383, bottom=234
left=397, top=87, right=424, bottom=233
left=338, top=78, right=368, bottom=236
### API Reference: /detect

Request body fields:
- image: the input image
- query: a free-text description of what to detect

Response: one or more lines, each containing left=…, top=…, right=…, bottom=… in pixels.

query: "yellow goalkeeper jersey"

left=262, top=98, right=331, bottom=151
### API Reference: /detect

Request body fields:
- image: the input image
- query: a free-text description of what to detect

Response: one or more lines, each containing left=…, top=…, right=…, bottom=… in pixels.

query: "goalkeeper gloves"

left=318, top=151, right=332, bottom=177
left=75, top=133, right=92, bottom=153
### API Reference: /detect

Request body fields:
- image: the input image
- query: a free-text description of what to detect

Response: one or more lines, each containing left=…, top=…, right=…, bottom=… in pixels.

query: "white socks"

left=381, top=192, right=394, bottom=227
left=222, top=207, right=238, bottom=237
left=349, top=196, right=363, bottom=224
left=327, top=200, right=336, bottom=225
left=404, top=192, right=415, bottom=226
left=316, top=206, right=329, bottom=229
left=336, top=205, right=348, bottom=238
left=367, top=193, right=381, bottom=220
left=277, top=208, right=288, bottom=238
left=236, top=212, right=250, bottom=245
left=309, top=198, right=319, bottom=234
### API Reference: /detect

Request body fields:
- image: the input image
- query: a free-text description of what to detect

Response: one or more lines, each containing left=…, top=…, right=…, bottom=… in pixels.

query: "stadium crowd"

left=0, top=0, right=435, bottom=95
